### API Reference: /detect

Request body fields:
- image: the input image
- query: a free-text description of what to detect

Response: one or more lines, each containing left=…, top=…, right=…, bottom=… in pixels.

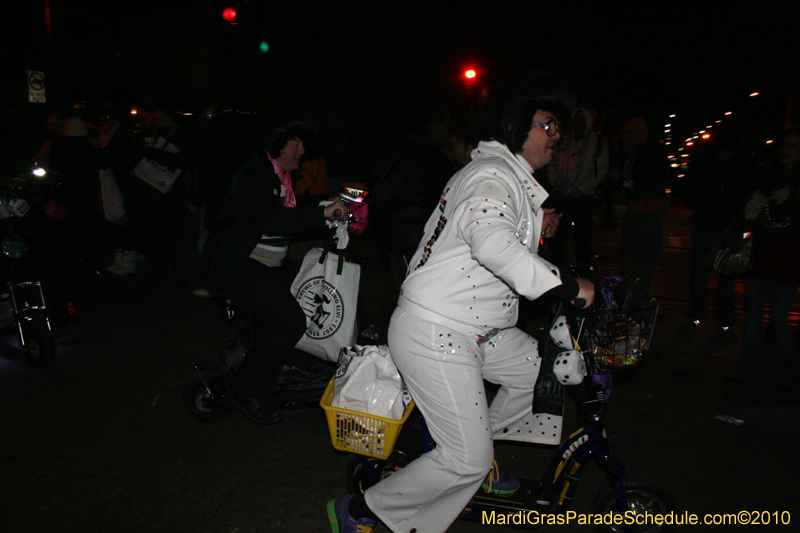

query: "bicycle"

left=322, top=275, right=675, bottom=533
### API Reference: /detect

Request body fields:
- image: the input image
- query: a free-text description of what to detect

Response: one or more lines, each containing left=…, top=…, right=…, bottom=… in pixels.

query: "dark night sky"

left=2, top=0, right=799, bottom=141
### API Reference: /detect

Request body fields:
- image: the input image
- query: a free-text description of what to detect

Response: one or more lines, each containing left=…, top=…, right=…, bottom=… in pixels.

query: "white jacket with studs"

left=399, top=140, right=564, bottom=332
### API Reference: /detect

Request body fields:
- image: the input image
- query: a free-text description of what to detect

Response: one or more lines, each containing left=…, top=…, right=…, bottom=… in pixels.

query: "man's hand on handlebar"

left=324, top=197, right=350, bottom=221
left=572, top=278, right=595, bottom=309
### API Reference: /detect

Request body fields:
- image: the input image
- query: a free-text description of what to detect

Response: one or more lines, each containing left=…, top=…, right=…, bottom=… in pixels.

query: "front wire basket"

left=583, top=276, right=658, bottom=370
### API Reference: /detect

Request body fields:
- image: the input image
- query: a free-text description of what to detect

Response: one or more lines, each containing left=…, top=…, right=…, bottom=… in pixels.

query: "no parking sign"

left=27, top=70, right=46, bottom=103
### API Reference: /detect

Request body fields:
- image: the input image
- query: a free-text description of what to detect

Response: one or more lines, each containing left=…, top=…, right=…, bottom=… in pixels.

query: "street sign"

left=27, top=70, right=46, bottom=103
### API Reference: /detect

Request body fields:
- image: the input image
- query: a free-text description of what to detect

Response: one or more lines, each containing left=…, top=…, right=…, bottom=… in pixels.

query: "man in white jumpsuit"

left=328, top=71, right=595, bottom=533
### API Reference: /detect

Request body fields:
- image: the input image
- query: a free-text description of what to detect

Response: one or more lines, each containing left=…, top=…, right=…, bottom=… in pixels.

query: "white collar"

left=473, top=140, right=548, bottom=210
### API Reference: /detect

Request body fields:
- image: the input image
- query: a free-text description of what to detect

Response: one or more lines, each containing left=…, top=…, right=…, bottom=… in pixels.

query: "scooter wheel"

left=182, top=377, right=231, bottom=423
left=592, top=483, right=677, bottom=533
left=22, top=322, right=55, bottom=367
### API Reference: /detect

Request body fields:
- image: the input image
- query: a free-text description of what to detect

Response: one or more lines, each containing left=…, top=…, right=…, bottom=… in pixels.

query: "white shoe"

left=106, top=250, right=124, bottom=272
left=192, top=287, right=211, bottom=298
left=111, top=251, right=137, bottom=276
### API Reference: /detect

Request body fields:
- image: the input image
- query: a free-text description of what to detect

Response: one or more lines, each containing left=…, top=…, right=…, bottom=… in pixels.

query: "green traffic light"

left=259, top=41, right=270, bottom=53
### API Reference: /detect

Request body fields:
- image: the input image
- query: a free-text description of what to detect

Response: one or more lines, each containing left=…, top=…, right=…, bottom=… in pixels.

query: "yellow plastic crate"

left=320, top=377, right=415, bottom=460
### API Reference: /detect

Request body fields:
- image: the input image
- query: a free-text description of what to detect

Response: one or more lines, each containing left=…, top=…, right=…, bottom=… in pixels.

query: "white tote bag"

left=99, top=168, right=127, bottom=225
left=290, top=247, right=360, bottom=362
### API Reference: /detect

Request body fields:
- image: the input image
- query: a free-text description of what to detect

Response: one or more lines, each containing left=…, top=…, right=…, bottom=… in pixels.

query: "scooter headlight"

left=2, top=234, right=28, bottom=259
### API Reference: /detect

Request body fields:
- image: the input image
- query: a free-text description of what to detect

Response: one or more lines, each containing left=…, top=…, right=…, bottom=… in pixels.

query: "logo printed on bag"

left=335, top=347, right=356, bottom=378
left=296, top=277, right=345, bottom=339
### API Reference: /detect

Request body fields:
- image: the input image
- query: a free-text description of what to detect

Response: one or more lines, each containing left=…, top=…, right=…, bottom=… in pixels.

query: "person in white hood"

left=327, top=71, right=595, bottom=533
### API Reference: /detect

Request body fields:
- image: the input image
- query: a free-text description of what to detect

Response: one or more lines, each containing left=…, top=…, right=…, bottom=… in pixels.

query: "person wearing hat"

left=199, top=108, right=349, bottom=425
left=327, top=71, right=595, bottom=533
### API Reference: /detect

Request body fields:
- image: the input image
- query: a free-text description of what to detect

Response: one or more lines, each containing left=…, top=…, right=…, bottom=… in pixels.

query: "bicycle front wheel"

left=593, top=483, right=676, bottom=533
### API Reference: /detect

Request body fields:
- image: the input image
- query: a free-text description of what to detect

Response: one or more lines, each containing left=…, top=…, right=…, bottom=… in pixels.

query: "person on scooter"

left=327, top=71, right=595, bottom=533
left=200, top=108, right=349, bottom=425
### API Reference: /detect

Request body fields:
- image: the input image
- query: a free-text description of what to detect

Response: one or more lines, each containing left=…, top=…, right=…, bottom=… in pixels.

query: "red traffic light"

left=464, top=69, right=477, bottom=80
left=222, top=7, right=237, bottom=22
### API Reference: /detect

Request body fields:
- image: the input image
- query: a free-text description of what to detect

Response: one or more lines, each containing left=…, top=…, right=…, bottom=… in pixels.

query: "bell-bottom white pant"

left=365, top=308, right=548, bottom=533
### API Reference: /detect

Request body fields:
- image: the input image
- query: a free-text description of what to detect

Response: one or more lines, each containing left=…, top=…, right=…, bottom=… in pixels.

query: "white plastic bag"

left=99, top=168, right=127, bottom=225
left=332, top=345, right=410, bottom=420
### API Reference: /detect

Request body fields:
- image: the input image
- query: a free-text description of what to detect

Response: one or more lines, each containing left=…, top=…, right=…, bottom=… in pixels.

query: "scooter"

left=182, top=299, right=339, bottom=422
left=183, top=192, right=369, bottom=423
left=0, top=166, right=56, bottom=366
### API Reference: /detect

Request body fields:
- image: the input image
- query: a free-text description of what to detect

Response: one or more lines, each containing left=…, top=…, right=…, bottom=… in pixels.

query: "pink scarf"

left=268, top=155, right=297, bottom=208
